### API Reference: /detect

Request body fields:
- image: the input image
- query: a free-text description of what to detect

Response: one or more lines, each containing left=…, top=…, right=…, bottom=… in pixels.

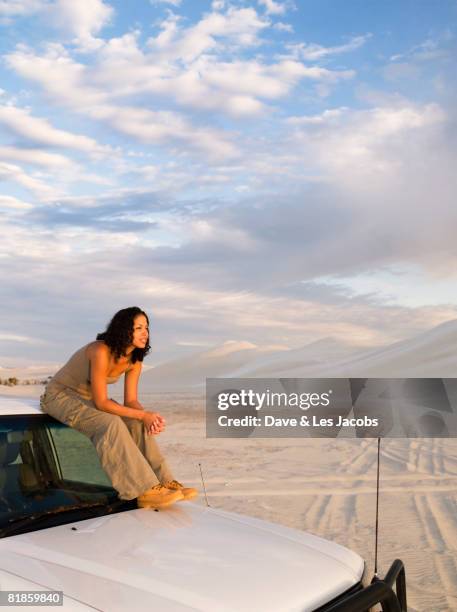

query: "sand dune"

left=300, top=318, right=457, bottom=378
left=139, top=337, right=366, bottom=391
left=230, top=337, right=365, bottom=377
left=140, top=319, right=457, bottom=391
left=139, top=340, right=281, bottom=392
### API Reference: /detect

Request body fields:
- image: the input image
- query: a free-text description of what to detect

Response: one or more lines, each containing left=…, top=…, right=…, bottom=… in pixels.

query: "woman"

left=40, top=306, right=197, bottom=509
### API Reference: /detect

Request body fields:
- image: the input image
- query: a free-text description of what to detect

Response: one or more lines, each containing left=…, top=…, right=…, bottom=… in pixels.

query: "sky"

left=0, top=0, right=456, bottom=367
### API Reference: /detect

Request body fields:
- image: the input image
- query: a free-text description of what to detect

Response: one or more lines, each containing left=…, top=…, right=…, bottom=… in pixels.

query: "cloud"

left=5, top=44, right=106, bottom=108
left=2, top=2, right=456, bottom=364
left=0, top=148, right=112, bottom=191
left=147, top=7, right=270, bottom=62
left=274, top=22, right=293, bottom=33
left=390, top=38, right=450, bottom=63
left=0, top=332, right=44, bottom=343
left=100, top=31, right=340, bottom=114
left=157, top=57, right=349, bottom=116
left=150, top=0, right=181, bottom=6
left=285, top=108, right=347, bottom=124
left=26, top=189, right=163, bottom=233
left=0, top=161, right=60, bottom=199
left=0, top=0, right=48, bottom=19
left=7, top=22, right=354, bottom=123
left=258, top=0, right=287, bottom=15
left=92, top=104, right=239, bottom=158
left=0, top=195, right=33, bottom=210
left=5, top=3, right=357, bottom=129
left=19, top=187, right=218, bottom=236
left=0, top=146, right=79, bottom=173
left=382, top=62, right=421, bottom=82
left=0, top=0, right=112, bottom=50
left=282, top=102, right=448, bottom=187
left=1, top=89, right=456, bottom=361
left=46, top=0, right=113, bottom=51
left=0, top=195, right=34, bottom=223
left=1, top=213, right=455, bottom=365
left=296, top=103, right=447, bottom=183
left=0, top=104, right=113, bottom=156
left=287, top=34, right=372, bottom=61
left=117, top=100, right=455, bottom=296
left=6, top=43, right=240, bottom=156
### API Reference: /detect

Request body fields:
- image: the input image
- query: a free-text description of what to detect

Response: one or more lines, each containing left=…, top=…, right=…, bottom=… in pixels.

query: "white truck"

left=0, top=398, right=406, bottom=611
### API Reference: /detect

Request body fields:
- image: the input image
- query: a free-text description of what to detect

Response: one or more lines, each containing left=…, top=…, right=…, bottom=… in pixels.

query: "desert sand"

left=2, top=320, right=457, bottom=610
left=151, top=393, right=457, bottom=612
left=2, top=383, right=456, bottom=612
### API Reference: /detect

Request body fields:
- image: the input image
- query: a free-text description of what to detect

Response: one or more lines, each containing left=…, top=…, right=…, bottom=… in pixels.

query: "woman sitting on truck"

left=40, top=306, right=197, bottom=509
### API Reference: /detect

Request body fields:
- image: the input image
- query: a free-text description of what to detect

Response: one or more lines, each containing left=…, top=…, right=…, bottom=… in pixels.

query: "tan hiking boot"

left=163, top=480, right=198, bottom=501
left=137, top=484, right=184, bottom=509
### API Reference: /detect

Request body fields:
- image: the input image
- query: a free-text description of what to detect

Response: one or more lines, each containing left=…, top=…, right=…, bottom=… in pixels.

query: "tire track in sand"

left=413, top=493, right=457, bottom=610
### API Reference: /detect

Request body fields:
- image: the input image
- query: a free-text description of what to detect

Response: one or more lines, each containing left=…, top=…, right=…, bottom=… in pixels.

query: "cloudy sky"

left=1, top=0, right=456, bottom=367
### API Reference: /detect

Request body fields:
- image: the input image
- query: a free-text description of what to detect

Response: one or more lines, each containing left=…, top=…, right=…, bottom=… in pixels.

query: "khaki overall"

left=40, top=344, right=174, bottom=500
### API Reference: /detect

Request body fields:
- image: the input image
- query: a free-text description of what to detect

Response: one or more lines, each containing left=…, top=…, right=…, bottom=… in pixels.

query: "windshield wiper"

left=0, top=499, right=132, bottom=538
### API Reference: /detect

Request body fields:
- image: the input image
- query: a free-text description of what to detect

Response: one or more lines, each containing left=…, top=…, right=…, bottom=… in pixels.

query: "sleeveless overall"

left=40, top=343, right=174, bottom=500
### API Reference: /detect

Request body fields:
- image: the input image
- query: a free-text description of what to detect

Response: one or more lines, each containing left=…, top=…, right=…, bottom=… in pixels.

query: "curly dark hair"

left=96, top=307, right=151, bottom=363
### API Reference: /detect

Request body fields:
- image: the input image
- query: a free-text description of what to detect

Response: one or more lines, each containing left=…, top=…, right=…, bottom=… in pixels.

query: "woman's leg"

left=121, top=416, right=175, bottom=484
left=120, top=416, right=198, bottom=501
left=41, top=387, right=158, bottom=500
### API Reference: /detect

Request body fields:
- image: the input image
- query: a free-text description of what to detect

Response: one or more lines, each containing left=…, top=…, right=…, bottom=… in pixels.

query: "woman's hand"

left=142, top=411, right=166, bottom=435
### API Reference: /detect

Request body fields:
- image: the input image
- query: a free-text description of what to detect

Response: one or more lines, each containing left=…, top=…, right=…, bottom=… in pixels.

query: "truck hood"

left=0, top=504, right=363, bottom=611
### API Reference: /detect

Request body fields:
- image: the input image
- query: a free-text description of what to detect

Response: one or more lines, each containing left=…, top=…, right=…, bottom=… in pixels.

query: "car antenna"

left=350, top=380, right=383, bottom=579
left=198, top=462, right=211, bottom=507
left=373, top=437, right=381, bottom=578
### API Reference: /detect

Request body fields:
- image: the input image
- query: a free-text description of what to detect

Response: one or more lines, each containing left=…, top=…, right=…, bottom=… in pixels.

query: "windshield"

left=0, top=414, right=127, bottom=534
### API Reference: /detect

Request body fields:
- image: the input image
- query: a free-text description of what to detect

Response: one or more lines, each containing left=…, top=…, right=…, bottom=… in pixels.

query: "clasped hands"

left=142, top=411, right=166, bottom=435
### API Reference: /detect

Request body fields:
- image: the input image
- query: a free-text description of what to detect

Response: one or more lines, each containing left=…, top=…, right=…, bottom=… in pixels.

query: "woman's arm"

left=89, top=343, right=147, bottom=421
left=124, top=360, right=165, bottom=433
left=124, top=361, right=144, bottom=410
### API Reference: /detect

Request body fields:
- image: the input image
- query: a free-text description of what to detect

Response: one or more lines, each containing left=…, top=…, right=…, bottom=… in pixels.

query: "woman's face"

left=132, top=314, right=149, bottom=349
